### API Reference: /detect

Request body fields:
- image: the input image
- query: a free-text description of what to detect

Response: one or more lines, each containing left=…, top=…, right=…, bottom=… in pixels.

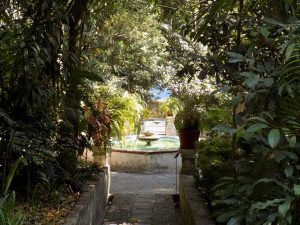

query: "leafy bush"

left=206, top=12, right=300, bottom=225
left=202, top=106, right=232, bottom=134
left=0, top=192, right=24, bottom=225
left=196, top=137, right=231, bottom=201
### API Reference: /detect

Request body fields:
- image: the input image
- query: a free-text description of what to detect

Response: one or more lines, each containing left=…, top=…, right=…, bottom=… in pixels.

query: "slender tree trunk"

left=66, top=0, right=90, bottom=140
left=69, top=0, right=90, bottom=60
left=231, top=0, right=244, bottom=173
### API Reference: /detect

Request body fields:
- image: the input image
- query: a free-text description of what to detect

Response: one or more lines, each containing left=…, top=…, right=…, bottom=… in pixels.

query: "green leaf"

left=275, top=151, right=298, bottom=163
left=250, top=199, right=285, bottom=211
left=252, top=178, right=291, bottom=193
left=278, top=199, right=291, bottom=217
left=3, top=156, right=28, bottom=195
left=247, top=123, right=268, bottom=132
left=231, top=95, right=241, bottom=107
left=229, top=58, right=244, bottom=63
left=227, top=216, right=242, bottom=225
left=239, top=72, right=256, bottom=78
left=263, top=78, right=274, bottom=87
left=244, top=77, right=260, bottom=88
left=284, top=166, right=293, bottom=178
left=227, top=52, right=245, bottom=60
left=260, top=27, right=270, bottom=37
left=268, top=129, right=280, bottom=148
left=294, top=185, right=300, bottom=195
left=248, top=116, right=269, bottom=124
left=287, top=136, right=296, bottom=148
left=265, top=213, right=278, bottom=224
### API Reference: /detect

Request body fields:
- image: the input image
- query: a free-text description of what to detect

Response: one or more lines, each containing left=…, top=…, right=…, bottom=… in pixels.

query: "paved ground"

left=103, top=170, right=180, bottom=225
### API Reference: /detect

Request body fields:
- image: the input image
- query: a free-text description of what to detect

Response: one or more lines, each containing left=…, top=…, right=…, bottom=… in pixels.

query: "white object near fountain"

left=143, top=118, right=166, bottom=135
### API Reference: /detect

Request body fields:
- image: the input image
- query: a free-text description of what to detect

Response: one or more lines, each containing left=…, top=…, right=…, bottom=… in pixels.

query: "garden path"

left=103, top=170, right=180, bottom=225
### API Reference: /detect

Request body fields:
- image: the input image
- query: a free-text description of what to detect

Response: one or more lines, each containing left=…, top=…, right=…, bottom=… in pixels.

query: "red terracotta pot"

left=178, top=130, right=201, bottom=149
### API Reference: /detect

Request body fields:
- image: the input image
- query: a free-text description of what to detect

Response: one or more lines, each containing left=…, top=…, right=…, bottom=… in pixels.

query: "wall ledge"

left=179, top=175, right=215, bottom=225
left=64, top=166, right=110, bottom=225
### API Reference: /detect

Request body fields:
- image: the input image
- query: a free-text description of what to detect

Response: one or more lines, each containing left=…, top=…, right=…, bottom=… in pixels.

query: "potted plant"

left=175, top=97, right=206, bottom=149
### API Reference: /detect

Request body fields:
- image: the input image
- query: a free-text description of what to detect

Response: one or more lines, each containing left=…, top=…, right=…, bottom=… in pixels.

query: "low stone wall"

left=64, top=166, right=110, bottom=225
left=179, top=175, right=215, bottom=225
left=110, top=150, right=181, bottom=171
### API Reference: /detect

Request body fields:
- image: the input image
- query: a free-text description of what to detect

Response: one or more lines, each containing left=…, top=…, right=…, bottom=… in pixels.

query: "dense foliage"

left=0, top=0, right=182, bottom=202
left=171, top=0, right=300, bottom=224
left=196, top=137, right=231, bottom=202
left=0, top=0, right=81, bottom=199
left=2, top=0, right=300, bottom=224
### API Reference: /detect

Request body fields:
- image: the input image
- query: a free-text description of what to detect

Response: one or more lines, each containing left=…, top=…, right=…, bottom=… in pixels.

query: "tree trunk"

left=231, top=0, right=244, bottom=173
left=66, top=0, right=90, bottom=140
left=69, top=0, right=89, bottom=61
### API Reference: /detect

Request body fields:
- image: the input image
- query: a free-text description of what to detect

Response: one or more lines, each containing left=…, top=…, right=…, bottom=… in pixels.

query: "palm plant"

left=158, top=97, right=182, bottom=117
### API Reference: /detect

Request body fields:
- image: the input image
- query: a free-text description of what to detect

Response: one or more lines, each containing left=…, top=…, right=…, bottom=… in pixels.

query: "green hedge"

left=196, top=137, right=231, bottom=201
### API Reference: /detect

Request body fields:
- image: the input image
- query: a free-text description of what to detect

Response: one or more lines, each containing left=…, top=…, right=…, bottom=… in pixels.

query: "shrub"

left=196, top=137, right=231, bottom=201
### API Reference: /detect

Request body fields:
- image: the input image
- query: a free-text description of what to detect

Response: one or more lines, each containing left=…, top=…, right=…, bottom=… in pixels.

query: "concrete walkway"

left=103, top=171, right=179, bottom=225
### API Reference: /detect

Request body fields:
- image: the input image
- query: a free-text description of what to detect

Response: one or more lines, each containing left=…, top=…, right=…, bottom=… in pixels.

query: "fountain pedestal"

left=138, top=135, right=160, bottom=146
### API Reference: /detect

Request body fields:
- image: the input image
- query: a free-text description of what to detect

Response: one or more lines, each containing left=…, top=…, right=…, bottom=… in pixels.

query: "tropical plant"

left=84, top=83, right=145, bottom=153
left=0, top=0, right=102, bottom=198
left=158, top=97, right=182, bottom=116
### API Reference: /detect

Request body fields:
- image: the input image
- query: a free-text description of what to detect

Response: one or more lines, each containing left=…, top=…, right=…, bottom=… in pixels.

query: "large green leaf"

left=227, top=52, right=245, bottom=60
left=227, top=216, right=242, bottom=225
left=268, top=129, right=280, bottom=148
left=278, top=199, right=291, bottom=217
left=293, top=184, right=300, bottom=196
left=3, top=157, right=28, bottom=195
left=244, top=77, right=261, bottom=88
left=246, top=123, right=268, bottom=132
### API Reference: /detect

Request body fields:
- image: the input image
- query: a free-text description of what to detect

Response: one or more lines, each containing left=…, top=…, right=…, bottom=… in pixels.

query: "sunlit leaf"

left=268, top=129, right=280, bottom=148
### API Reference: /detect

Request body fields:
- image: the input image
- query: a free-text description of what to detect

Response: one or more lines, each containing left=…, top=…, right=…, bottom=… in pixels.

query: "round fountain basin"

left=110, top=135, right=181, bottom=171
left=112, top=135, right=180, bottom=151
